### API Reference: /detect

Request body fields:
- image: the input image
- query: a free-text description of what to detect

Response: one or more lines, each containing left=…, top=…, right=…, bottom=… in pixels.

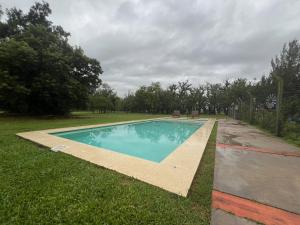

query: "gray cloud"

left=1, top=0, right=300, bottom=95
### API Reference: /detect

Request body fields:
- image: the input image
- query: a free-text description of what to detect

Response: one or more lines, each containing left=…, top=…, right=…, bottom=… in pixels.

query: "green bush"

left=282, top=121, right=300, bottom=146
left=253, top=110, right=277, bottom=133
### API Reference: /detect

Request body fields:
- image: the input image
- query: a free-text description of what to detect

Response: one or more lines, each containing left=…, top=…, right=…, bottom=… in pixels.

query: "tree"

left=270, top=40, right=300, bottom=120
left=206, top=83, right=223, bottom=114
left=177, top=80, right=192, bottom=113
left=187, top=86, right=206, bottom=113
left=0, top=40, right=36, bottom=112
left=0, top=2, right=102, bottom=115
left=89, top=83, right=118, bottom=113
left=122, top=92, right=136, bottom=112
left=89, top=95, right=112, bottom=113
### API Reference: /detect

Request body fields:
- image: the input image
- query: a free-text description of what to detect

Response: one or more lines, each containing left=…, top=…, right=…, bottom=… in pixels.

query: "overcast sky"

left=1, top=0, right=300, bottom=96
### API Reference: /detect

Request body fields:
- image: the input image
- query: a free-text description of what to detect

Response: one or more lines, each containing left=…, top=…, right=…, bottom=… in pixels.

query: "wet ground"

left=217, top=120, right=300, bottom=154
left=211, top=119, right=300, bottom=225
left=211, top=209, right=258, bottom=225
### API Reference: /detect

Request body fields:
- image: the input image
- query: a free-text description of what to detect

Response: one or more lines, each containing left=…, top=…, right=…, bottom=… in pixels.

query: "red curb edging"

left=212, top=190, right=300, bottom=225
left=216, top=143, right=300, bottom=157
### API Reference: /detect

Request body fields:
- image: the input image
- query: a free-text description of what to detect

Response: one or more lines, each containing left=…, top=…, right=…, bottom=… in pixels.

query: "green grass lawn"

left=0, top=112, right=217, bottom=225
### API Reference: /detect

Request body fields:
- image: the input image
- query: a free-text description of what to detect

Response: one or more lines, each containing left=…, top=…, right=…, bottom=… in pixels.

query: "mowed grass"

left=0, top=112, right=217, bottom=225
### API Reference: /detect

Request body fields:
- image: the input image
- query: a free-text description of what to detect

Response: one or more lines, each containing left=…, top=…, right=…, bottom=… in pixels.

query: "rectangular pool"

left=52, top=120, right=203, bottom=162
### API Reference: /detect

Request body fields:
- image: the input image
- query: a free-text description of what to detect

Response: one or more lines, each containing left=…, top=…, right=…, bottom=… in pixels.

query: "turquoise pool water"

left=52, top=120, right=203, bottom=162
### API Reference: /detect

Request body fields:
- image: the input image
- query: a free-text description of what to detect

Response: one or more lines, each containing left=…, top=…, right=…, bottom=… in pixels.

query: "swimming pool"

left=52, top=120, right=203, bottom=162
left=17, top=118, right=215, bottom=195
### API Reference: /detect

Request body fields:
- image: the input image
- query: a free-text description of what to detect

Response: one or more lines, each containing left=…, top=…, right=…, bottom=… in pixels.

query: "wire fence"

left=228, top=87, right=300, bottom=145
left=228, top=102, right=278, bottom=133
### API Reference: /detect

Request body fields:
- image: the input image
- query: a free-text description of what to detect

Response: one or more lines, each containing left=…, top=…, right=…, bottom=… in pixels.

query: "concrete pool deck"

left=211, top=119, right=300, bottom=225
left=17, top=118, right=215, bottom=196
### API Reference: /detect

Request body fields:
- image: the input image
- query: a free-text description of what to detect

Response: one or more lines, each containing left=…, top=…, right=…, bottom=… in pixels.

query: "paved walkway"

left=211, top=119, right=300, bottom=225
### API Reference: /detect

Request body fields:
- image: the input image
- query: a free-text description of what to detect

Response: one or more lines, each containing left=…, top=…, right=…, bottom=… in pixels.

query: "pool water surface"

left=53, top=120, right=203, bottom=162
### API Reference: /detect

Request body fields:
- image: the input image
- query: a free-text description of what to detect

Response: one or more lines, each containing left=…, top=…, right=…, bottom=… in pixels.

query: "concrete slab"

left=211, top=209, right=258, bottom=225
left=217, top=143, right=300, bottom=157
left=212, top=119, right=300, bottom=224
left=214, top=148, right=300, bottom=214
left=214, top=119, right=300, bottom=217
left=217, top=119, right=300, bottom=154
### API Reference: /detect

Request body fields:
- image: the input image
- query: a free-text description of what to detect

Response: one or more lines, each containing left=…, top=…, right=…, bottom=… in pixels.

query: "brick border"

left=212, top=190, right=300, bottom=225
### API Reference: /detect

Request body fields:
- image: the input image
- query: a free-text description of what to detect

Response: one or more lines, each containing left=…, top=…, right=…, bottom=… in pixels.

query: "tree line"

left=111, top=40, right=299, bottom=123
left=0, top=2, right=102, bottom=115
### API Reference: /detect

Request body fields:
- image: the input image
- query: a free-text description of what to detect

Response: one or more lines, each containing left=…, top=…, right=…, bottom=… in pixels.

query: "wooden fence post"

left=274, top=75, right=283, bottom=136
left=248, top=92, right=253, bottom=124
